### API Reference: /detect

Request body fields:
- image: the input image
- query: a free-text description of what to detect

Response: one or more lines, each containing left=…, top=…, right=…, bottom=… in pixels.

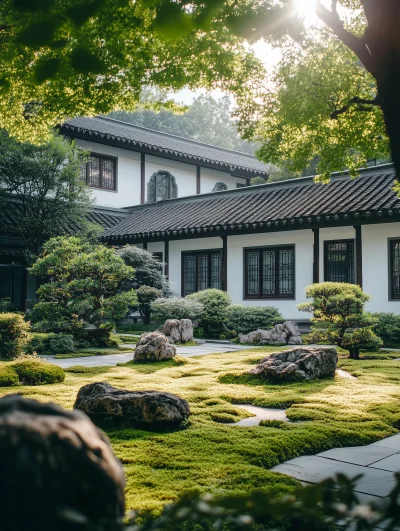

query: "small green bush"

left=0, top=313, right=32, bottom=360
left=226, top=305, right=283, bottom=334
left=137, top=286, right=163, bottom=324
left=12, top=359, right=65, bottom=385
left=370, top=312, right=400, bottom=346
left=0, top=364, right=19, bottom=387
left=187, top=289, right=231, bottom=336
left=48, top=333, right=76, bottom=354
left=151, top=297, right=204, bottom=322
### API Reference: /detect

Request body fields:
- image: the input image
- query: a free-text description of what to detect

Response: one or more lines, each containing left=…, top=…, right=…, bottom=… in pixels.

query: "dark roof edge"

left=92, top=204, right=130, bottom=216
left=122, top=162, right=395, bottom=212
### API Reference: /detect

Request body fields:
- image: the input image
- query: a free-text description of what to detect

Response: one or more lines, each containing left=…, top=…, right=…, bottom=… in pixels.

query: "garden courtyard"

left=1, top=346, right=400, bottom=514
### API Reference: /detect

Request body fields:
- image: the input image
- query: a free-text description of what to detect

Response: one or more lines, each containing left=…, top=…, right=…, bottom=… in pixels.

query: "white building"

left=2, top=115, right=399, bottom=319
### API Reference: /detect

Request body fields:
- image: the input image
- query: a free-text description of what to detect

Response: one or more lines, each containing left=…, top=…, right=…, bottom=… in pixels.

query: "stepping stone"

left=370, top=454, right=400, bottom=472
left=336, top=369, right=357, bottom=380
left=317, top=446, right=398, bottom=466
left=235, top=405, right=288, bottom=426
left=372, top=434, right=400, bottom=450
left=272, top=455, right=396, bottom=497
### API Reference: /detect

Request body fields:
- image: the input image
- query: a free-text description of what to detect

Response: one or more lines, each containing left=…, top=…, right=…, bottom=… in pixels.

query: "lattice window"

left=390, top=240, right=400, bottom=299
left=245, top=246, right=295, bottom=299
left=182, top=250, right=222, bottom=296
left=324, top=240, right=355, bottom=284
left=81, top=154, right=116, bottom=190
left=147, top=171, right=178, bottom=203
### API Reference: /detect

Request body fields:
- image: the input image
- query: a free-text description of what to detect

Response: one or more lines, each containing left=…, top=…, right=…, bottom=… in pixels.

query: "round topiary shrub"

left=12, top=360, right=65, bottom=386
left=48, top=333, right=76, bottom=354
left=0, top=313, right=32, bottom=360
left=0, top=364, right=19, bottom=387
left=186, top=289, right=231, bottom=337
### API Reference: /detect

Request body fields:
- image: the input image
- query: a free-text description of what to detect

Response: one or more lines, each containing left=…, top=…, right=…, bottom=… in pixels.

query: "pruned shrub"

left=227, top=305, right=283, bottom=334
left=370, top=312, right=400, bottom=346
left=298, top=282, right=382, bottom=359
left=0, top=313, right=32, bottom=360
left=186, top=289, right=231, bottom=336
left=12, top=359, right=65, bottom=385
left=0, top=364, right=19, bottom=387
left=151, top=297, right=204, bottom=322
left=137, top=286, right=163, bottom=324
left=48, top=333, right=76, bottom=354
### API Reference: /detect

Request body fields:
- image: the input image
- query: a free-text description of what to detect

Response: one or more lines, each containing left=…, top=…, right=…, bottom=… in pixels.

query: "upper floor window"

left=147, top=171, right=178, bottom=203
left=389, top=239, right=400, bottom=299
left=182, top=250, right=222, bottom=296
left=81, top=154, right=117, bottom=191
left=212, top=182, right=228, bottom=192
left=324, top=240, right=355, bottom=283
left=245, top=245, right=295, bottom=299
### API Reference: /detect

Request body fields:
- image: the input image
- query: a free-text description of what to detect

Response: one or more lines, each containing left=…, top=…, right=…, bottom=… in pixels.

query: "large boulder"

left=0, top=394, right=125, bottom=531
left=160, top=319, right=194, bottom=344
left=239, top=321, right=302, bottom=346
left=249, top=347, right=338, bottom=382
left=74, top=382, right=190, bottom=426
left=134, top=331, right=176, bottom=361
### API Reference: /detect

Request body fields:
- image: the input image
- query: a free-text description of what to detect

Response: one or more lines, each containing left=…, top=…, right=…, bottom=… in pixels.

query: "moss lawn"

left=1, top=347, right=400, bottom=514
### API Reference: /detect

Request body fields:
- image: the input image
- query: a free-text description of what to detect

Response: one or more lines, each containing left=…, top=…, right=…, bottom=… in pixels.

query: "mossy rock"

left=0, top=364, right=18, bottom=387
left=12, top=360, right=65, bottom=386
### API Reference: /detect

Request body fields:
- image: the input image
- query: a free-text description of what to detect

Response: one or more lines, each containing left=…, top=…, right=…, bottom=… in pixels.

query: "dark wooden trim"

left=243, top=244, right=295, bottom=300
left=140, top=153, right=146, bottom=205
left=313, top=228, right=320, bottom=283
left=222, top=235, right=228, bottom=292
left=196, top=166, right=201, bottom=195
left=142, top=242, right=147, bottom=251
left=20, top=267, right=27, bottom=311
left=388, top=238, right=400, bottom=300
left=181, top=248, right=223, bottom=296
left=323, top=238, right=355, bottom=283
left=354, top=225, right=363, bottom=288
left=164, top=240, right=169, bottom=278
left=83, top=152, right=118, bottom=192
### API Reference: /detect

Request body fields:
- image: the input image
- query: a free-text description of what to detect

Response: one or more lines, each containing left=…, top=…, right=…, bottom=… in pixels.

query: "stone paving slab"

left=272, top=455, right=397, bottom=497
left=370, top=454, right=400, bottom=472
left=372, top=434, right=400, bottom=450
left=317, top=446, right=398, bottom=466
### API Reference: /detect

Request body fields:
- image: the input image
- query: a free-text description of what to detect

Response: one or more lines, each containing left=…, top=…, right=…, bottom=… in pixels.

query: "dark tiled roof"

left=0, top=200, right=128, bottom=237
left=60, top=116, right=271, bottom=176
left=102, top=164, right=399, bottom=241
left=0, top=246, right=23, bottom=257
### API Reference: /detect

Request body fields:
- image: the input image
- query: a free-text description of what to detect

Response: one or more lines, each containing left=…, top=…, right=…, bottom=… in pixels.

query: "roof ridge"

left=96, top=115, right=261, bottom=160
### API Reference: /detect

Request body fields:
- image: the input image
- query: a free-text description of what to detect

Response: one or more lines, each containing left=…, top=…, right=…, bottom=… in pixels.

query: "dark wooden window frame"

left=181, top=249, right=222, bottom=296
left=81, top=152, right=118, bottom=192
left=388, top=238, right=400, bottom=301
left=323, top=239, right=355, bottom=284
left=243, top=244, right=295, bottom=300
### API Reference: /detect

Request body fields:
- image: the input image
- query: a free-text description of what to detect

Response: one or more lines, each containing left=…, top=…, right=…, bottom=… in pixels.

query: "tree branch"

left=330, top=95, right=380, bottom=119
left=316, top=1, right=376, bottom=78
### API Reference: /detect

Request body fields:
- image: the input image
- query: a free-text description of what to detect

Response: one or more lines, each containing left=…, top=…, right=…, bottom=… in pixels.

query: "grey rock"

left=249, top=346, right=338, bottom=382
left=134, top=331, right=176, bottom=361
left=74, top=382, right=190, bottom=426
left=160, top=319, right=194, bottom=344
left=239, top=321, right=302, bottom=346
left=0, top=394, right=125, bottom=531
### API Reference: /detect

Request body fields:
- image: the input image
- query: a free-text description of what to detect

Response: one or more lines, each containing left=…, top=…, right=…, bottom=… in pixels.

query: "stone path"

left=235, top=405, right=288, bottom=426
left=272, top=433, right=400, bottom=502
left=44, top=343, right=249, bottom=369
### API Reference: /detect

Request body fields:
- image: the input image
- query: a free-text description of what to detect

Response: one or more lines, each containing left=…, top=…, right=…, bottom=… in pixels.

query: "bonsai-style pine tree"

left=298, top=282, right=382, bottom=359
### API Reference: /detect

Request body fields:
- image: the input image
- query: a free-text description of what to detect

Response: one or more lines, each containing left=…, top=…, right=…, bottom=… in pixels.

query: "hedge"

left=0, top=313, right=31, bottom=360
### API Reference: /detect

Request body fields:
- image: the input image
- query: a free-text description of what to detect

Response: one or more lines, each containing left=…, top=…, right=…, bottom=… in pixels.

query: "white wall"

left=363, top=223, right=400, bottom=313
left=200, top=167, right=245, bottom=194
left=76, top=139, right=142, bottom=208
left=227, top=231, right=314, bottom=319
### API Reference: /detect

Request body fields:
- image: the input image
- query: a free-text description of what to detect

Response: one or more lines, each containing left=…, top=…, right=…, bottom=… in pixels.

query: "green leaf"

left=66, top=0, right=105, bottom=27
left=17, top=20, right=59, bottom=48
left=33, top=57, right=61, bottom=84
left=13, top=0, right=55, bottom=12
left=70, top=46, right=107, bottom=75
left=152, top=0, right=192, bottom=41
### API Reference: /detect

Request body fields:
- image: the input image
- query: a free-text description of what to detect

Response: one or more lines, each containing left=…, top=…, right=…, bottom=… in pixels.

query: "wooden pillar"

left=164, top=240, right=169, bottom=278
left=354, top=225, right=363, bottom=288
left=222, top=235, right=228, bottom=292
left=140, top=153, right=145, bottom=205
left=142, top=242, right=147, bottom=251
left=20, top=266, right=27, bottom=311
left=312, top=228, right=320, bottom=284
left=196, top=166, right=201, bottom=194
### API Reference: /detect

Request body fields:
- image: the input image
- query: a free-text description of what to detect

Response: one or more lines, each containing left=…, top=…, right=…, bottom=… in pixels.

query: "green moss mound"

left=0, top=364, right=18, bottom=387
left=12, top=360, right=65, bottom=385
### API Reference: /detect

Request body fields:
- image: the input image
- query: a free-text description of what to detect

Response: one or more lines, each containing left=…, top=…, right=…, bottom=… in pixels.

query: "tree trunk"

left=348, top=347, right=360, bottom=360
left=377, top=69, right=400, bottom=178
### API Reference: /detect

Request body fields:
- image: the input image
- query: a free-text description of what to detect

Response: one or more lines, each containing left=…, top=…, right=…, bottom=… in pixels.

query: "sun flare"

left=293, top=0, right=317, bottom=24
